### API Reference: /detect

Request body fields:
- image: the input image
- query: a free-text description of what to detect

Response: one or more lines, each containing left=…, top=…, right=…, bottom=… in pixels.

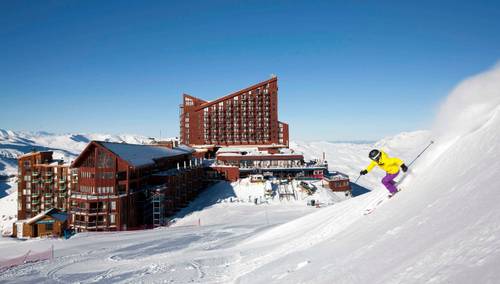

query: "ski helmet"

left=369, top=149, right=381, bottom=161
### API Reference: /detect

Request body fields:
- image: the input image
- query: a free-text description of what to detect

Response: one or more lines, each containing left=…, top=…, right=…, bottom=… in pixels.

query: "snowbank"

left=233, top=63, right=500, bottom=283
left=0, top=181, right=17, bottom=236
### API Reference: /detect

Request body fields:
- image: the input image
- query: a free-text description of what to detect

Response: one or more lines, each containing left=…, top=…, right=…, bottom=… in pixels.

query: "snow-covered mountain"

left=0, top=129, right=153, bottom=177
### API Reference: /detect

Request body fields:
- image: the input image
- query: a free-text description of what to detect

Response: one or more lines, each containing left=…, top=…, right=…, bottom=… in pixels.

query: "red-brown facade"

left=17, top=151, right=73, bottom=220
left=179, top=77, right=289, bottom=147
left=213, top=148, right=330, bottom=181
left=323, top=173, right=351, bottom=192
left=70, top=141, right=205, bottom=231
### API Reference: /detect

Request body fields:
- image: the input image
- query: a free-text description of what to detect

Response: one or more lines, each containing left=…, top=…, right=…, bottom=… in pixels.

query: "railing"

left=73, top=221, right=110, bottom=228
left=71, top=207, right=108, bottom=214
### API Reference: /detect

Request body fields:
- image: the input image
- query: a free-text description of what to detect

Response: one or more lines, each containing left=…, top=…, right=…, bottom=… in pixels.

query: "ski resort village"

left=2, top=2, right=500, bottom=283
left=9, top=77, right=352, bottom=237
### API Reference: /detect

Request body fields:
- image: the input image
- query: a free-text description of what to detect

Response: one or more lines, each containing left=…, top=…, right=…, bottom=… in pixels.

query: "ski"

left=364, top=187, right=404, bottom=215
left=363, top=198, right=386, bottom=215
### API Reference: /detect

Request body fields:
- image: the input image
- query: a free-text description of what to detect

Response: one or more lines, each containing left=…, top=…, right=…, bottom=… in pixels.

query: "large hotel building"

left=179, top=77, right=289, bottom=148
left=13, top=76, right=351, bottom=237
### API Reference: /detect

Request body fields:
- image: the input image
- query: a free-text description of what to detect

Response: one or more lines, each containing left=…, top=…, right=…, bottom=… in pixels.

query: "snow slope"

left=1, top=64, right=500, bottom=283
left=232, top=64, right=500, bottom=283
left=291, top=130, right=431, bottom=191
left=0, top=181, right=17, bottom=236
left=0, top=130, right=429, bottom=282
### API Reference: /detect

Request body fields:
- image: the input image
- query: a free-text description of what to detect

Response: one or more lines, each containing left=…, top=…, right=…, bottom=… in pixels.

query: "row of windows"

left=97, top=186, right=114, bottom=194
left=81, top=172, right=95, bottom=179
left=79, top=185, right=94, bottom=193
left=96, top=172, right=114, bottom=179
left=78, top=185, right=114, bottom=194
left=74, top=213, right=116, bottom=223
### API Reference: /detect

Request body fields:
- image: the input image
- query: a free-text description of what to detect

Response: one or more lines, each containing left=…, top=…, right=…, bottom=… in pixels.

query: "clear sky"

left=1, top=1, right=499, bottom=141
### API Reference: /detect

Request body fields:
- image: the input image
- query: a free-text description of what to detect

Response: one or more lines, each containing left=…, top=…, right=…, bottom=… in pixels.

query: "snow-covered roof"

left=176, top=144, right=196, bottom=153
left=324, top=171, right=350, bottom=181
left=99, top=142, right=192, bottom=167
left=217, top=147, right=259, bottom=153
left=25, top=208, right=68, bottom=225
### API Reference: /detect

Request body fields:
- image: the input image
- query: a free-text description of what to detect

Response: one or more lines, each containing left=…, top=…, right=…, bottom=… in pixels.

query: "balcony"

left=32, top=171, right=40, bottom=176
left=71, top=207, right=107, bottom=214
left=32, top=200, right=39, bottom=205
left=31, top=193, right=40, bottom=197
left=45, top=172, right=53, bottom=177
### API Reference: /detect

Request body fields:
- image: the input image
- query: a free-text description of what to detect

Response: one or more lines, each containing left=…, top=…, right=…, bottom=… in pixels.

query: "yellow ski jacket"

left=365, top=151, right=404, bottom=174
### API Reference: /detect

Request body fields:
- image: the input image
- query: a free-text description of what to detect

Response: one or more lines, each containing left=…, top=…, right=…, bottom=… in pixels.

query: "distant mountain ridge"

left=0, top=129, right=154, bottom=178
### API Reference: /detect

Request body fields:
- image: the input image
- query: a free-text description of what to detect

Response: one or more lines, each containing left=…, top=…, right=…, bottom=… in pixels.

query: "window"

left=110, top=214, right=116, bottom=224
left=97, top=151, right=113, bottom=168
left=46, top=223, right=53, bottom=231
left=111, top=201, right=116, bottom=210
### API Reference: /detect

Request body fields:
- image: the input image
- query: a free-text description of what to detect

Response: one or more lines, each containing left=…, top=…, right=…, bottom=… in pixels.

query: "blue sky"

left=1, top=1, right=499, bottom=141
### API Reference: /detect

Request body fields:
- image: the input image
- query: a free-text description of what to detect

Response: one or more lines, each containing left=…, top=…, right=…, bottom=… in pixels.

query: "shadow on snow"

left=350, top=182, right=371, bottom=197
left=173, top=181, right=237, bottom=220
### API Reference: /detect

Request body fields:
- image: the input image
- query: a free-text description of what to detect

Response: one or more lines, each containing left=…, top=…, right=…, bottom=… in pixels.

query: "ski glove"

left=401, top=164, right=408, bottom=172
left=360, top=169, right=368, bottom=175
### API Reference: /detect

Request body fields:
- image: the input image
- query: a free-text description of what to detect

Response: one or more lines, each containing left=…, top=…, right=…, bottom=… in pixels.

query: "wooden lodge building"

left=70, top=141, right=206, bottom=232
left=13, top=208, right=69, bottom=238
left=179, top=77, right=289, bottom=150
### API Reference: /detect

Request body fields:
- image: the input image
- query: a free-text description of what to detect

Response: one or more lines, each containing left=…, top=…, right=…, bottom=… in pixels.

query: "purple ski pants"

left=382, top=171, right=399, bottom=194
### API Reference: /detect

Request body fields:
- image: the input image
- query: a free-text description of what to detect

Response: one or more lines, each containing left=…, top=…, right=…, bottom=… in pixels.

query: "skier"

left=360, top=149, right=408, bottom=197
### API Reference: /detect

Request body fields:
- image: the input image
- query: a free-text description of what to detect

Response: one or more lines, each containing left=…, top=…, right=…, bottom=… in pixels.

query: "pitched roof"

left=26, top=208, right=68, bottom=225
left=98, top=142, right=192, bottom=167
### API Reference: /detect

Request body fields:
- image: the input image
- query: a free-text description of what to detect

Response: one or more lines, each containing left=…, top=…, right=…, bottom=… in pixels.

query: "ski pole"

left=353, top=174, right=361, bottom=184
left=407, top=140, right=435, bottom=168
